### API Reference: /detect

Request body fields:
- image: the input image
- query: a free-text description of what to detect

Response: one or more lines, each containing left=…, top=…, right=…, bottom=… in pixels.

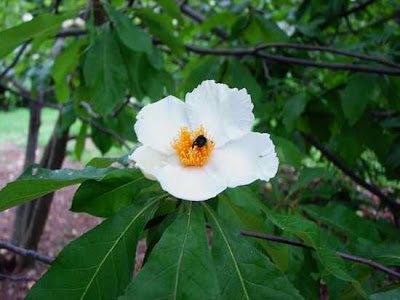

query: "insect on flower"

left=130, top=80, right=279, bottom=201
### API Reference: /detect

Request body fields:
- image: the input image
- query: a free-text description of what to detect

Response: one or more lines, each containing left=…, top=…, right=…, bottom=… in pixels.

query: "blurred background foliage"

left=1, top=0, right=400, bottom=299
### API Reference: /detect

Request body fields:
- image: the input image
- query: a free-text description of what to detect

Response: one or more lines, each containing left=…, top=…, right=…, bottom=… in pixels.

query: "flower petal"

left=152, top=156, right=228, bottom=201
left=210, top=132, right=279, bottom=188
left=134, top=96, right=188, bottom=154
left=130, top=146, right=167, bottom=180
left=186, top=80, right=254, bottom=147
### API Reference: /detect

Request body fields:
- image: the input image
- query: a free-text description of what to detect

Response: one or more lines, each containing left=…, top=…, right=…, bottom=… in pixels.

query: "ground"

left=0, top=109, right=135, bottom=299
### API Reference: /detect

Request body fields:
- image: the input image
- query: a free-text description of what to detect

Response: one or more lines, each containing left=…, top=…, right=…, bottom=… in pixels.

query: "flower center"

left=172, top=126, right=214, bottom=167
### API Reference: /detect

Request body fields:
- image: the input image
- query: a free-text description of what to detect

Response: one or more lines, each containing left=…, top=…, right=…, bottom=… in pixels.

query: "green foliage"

left=83, top=29, right=128, bottom=115
left=1, top=0, right=400, bottom=298
left=27, top=197, right=161, bottom=299
left=0, top=165, right=116, bottom=211
left=0, top=12, right=72, bottom=58
left=122, top=203, right=219, bottom=300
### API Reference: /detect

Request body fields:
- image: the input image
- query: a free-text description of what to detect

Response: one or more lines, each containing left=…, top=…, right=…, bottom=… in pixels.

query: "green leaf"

left=0, top=12, right=72, bottom=58
left=83, top=29, right=127, bottom=115
left=103, top=2, right=152, bottom=53
left=283, top=92, right=308, bottom=131
left=74, top=122, right=87, bottom=160
left=303, top=202, right=381, bottom=242
left=0, top=166, right=116, bottom=211
left=224, top=59, right=262, bottom=102
left=218, top=188, right=290, bottom=273
left=244, top=14, right=288, bottom=44
left=91, top=124, right=113, bottom=154
left=340, top=74, right=377, bottom=125
left=154, top=0, right=183, bottom=23
left=27, top=197, right=162, bottom=300
left=182, top=56, right=222, bottom=93
left=272, top=136, right=302, bottom=169
left=203, top=203, right=303, bottom=300
left=86, top=156, right=129, bottom=168
left=370, top=287, right=400, bottom=299
left=52, top=39, right=87, bottom=103
left=289, top=167, right=335, bottom=195
left=137, top=8, right=184, bottom=55
left=71, top=168, right=160, bottom=217
left=248, top=198, right=365, bottom=295
left=122, top=203, right=220, bottom=300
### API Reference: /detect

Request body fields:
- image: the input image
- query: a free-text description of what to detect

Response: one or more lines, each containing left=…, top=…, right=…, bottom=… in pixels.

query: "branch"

left=186, top=45, right=400, bottom=76
left=77, top=114, right=130, bottom=150
left=240, top=230, right=400, bottom=280
left=0, top=273, right=39, bottom=281
left=0, top=42, right=30, bottom=80
left=111, top=96, right=130, bottom=118
left=300, top=132, right=400, bottom=212
left=0, top=81, right=61, bottom=110
left=251, top=43, right=400, bottom=70
left=0, top=241, right=54, bottom=265
left=80, top=101, right=100, bottom=118
left=369, top=110, right=400, bottom=119
left=55, top=28, right=87, bottom=38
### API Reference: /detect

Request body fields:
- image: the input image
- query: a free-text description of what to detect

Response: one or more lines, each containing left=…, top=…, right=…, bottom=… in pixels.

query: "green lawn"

left=0, top=108, right=127, bottom=164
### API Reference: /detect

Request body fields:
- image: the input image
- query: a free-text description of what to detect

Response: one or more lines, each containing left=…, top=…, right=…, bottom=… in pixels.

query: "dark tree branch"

left=77, top=115, right=130, bottom=150
left=0, top=81, right=60, bottom=109
left=0, top=42, right=30, bottom=80
left=253, top=43, right=400, bottom=69
left=186, top=45, right=400, bottom=76
left=240, top=230, right=400, bottom=279
left=369, top=110, right=400, bottom=119
left=55, top=29, right=87, bottom=38
left=0, top=242, right=53, bottom=265
left=300, top=132, right=400, bottom=213
left=111, top=96, right=130, bottom=118
left=0, top=273, right=39, bottom=281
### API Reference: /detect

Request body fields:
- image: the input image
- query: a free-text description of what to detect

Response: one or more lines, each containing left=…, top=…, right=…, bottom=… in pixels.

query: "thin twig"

left=251, top=43, right=400, bottom=69
left=80, top=101, right=100, bottom=118
left=0, top=273, right=39, bottom=281
left=240, top=230, right=400, bottom=279
left=186, top=45, right=400, bottom=76
left=78, top=115, right=130, bottom=150
left=0, top=42, right=30, bottom=79
left=300, top=132, right=400, bottom=213
left=111, top=97, right=130, bottom=118
left=369, top=110, right=400, bottom=119
left=0, top=242, right=54, bottom=265
left=55, top=29, right=87, bottom=38
left=0, top=81, right=60, bottom=110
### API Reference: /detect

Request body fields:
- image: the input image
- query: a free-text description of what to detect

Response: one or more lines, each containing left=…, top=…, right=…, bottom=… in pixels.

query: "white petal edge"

left=210, top=132, right=279, bottom=188
left=185, top=80, right=255, bottom=148
left=134, top=95, right=189, bottom=154
left=152, top=156, right=228, bottom=201
left=130, top=146, right=167, bottom=180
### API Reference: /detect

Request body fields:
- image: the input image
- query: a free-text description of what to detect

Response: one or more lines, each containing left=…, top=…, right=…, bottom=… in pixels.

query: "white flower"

left=130, top=80, right=279, bottom=201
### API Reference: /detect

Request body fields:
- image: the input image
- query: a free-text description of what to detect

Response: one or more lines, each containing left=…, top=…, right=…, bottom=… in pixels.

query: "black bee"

left=192, top=135, right=207, bottom=148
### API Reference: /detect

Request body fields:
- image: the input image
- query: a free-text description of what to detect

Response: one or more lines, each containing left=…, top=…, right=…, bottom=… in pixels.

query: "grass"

left=0, top=108, right=127, bottom=164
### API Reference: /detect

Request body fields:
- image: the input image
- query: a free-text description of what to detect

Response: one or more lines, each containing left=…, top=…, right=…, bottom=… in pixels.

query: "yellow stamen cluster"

left=172, top=126, right=214, bottom=167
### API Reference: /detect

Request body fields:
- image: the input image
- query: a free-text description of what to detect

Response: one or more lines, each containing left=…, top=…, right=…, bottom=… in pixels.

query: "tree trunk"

left=11, top=114, right=69, bottom=271
left=11, top=99, right=42, bottom=247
